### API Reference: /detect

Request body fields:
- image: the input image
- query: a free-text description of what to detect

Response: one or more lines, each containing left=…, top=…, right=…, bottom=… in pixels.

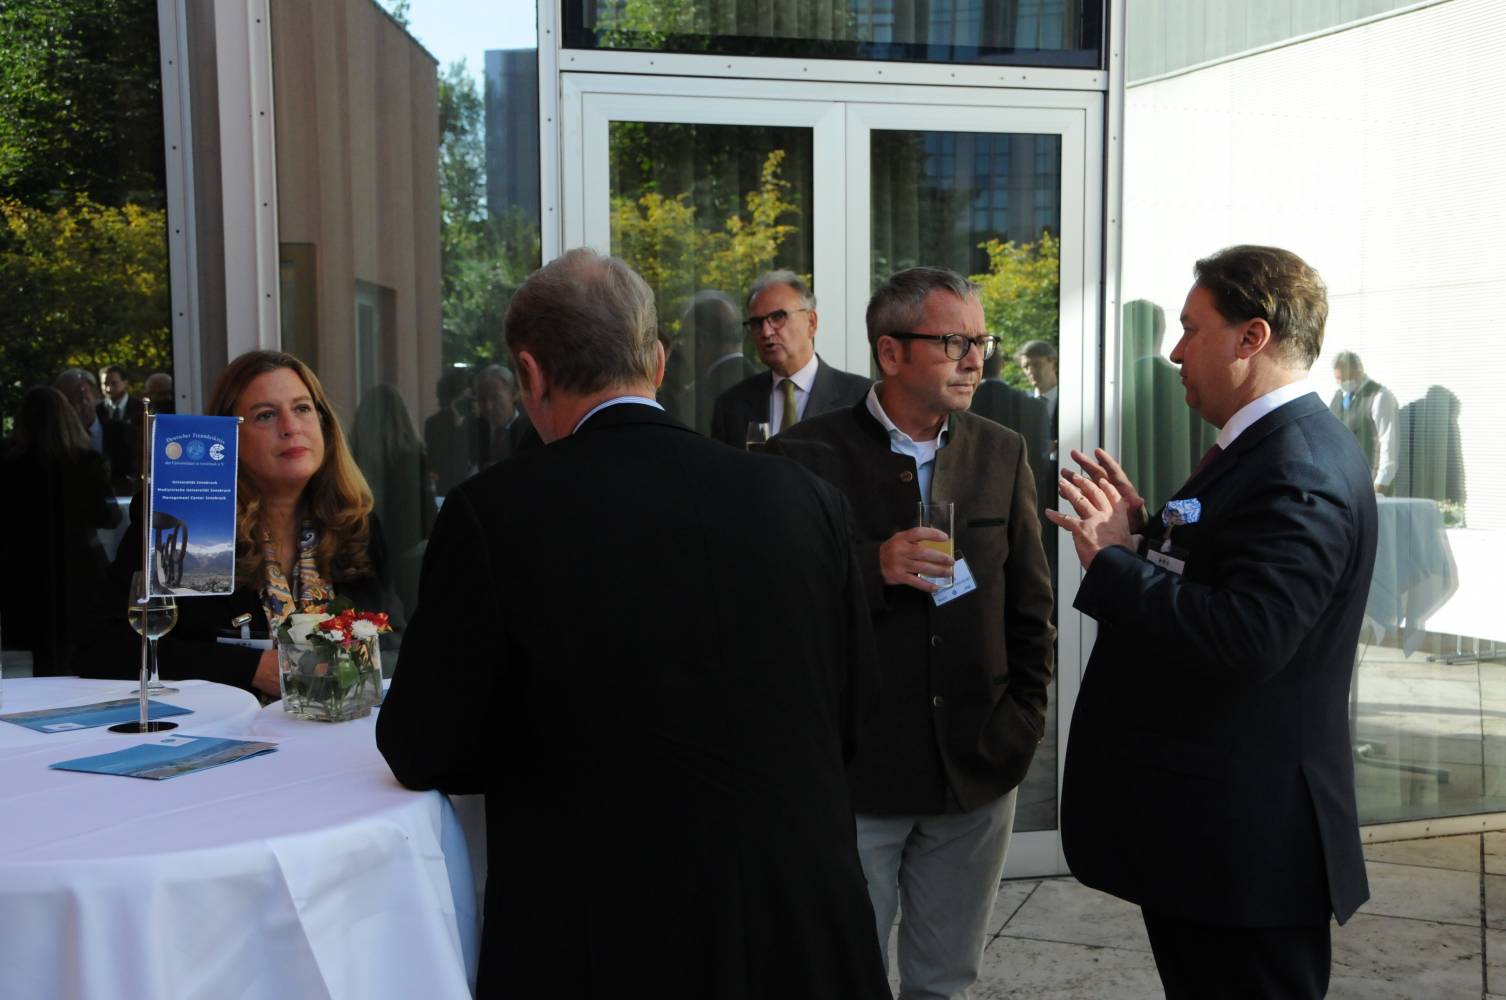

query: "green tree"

left=0, top=0, right=164, bottom=208
left=610, top=149, right=801, bottom=339
left=1, top=196, right=172, bottom=421
left=435, top=60, right=541, bottom=368
left=972, top=230, right=1060, bottom=390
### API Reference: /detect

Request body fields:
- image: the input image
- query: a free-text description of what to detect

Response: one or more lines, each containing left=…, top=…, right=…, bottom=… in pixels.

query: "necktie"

left=780, top=378, right=798, bottom=432
left=1189, top=443, right=1223, bottom=481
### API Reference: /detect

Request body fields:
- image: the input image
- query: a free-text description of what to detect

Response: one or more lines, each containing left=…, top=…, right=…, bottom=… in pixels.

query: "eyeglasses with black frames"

left=741, top=307, right=810, bottom=333
left=887, top=332, right=1000, bottom=361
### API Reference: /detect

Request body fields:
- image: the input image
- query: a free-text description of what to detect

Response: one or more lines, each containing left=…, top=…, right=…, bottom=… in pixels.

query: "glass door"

left=562, top=75, right=1101, bottom=876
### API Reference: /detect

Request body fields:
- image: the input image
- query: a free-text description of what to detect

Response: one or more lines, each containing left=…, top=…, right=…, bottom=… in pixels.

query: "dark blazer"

left=423, top=406, right=479, bottom=496
left=1061, top=392, right=1377, bottom=928
left=770, top=401, right=1056, bottom=815
left=708, top=355, right=870, bottom=447
left=97, top=395, right=146, bottom=427
left=376, top=403, right=889, bottom=999
left=0, top=450, right=120, bottom=673
left=75, top=499, right=397, bottom=693
left=695, top=352, right=756, bottom=435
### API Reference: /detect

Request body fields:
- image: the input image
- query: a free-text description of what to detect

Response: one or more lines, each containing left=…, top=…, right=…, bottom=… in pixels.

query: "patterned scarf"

left=261, top=520, right=334, bottom=631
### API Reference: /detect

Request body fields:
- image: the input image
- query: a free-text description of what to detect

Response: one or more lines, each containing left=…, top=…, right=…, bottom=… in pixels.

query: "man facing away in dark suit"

left=708, top=269, right=870, bottom=447
left=1047, top=245, right=1378, bottom=999
left=769, top=266, right=1055, bottom=999
left=376, top=248, right=890, bottom=1000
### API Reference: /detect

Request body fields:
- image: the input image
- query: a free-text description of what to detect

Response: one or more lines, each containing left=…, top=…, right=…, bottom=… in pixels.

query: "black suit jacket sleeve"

left=377, top=486, right=499, bottom=794
left=1076, top=458, right=1360, bottom=685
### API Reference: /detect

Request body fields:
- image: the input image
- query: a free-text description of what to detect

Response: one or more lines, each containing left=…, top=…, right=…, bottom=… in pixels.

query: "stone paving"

left=883, top=832, right=1506, bottom=998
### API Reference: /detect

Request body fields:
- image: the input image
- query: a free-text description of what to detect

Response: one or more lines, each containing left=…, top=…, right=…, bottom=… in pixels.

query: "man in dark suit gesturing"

left=376, top=249, right=889, bottom=999
left=1048, top=246, right=1377, bottom=999
left=709, top=270, right=869, bottom=446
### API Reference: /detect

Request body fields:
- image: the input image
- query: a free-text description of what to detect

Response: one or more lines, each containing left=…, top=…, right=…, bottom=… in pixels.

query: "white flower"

left=326, top=628, right=346, bottom=642
left=286, top=612, right=328, bottom=645
left=351, top=619, right=379, bottom=640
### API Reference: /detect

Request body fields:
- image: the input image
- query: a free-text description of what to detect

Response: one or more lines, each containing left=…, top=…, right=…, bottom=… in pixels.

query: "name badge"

left=932, top=556, right=978, bottom=606
left=216, top=631, right=274, bottom=651
left=1145, top=546, right=1187, bottom=576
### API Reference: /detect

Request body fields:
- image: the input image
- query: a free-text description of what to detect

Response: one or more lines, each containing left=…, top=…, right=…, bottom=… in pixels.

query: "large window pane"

left=872, top=128, right=1062, bottom=832
left=566, top=0, right=1101, bottom=69
left=1121, top=0, right=1506, bottom=827
left=608, top=121, right=815, bottom=435
left=1, top=0, right=173, bottom=676
left=267, top=1, right=542, bottom=634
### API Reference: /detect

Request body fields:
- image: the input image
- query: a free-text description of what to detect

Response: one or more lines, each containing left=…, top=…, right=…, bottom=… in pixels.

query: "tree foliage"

left=436, top=59, right=541, bottom=368
left=1, top=0, right=169, bottom=429
left=611, top=149, right=801, bottom=337
left=0, top=0, right=164, bottom=208
left=972, top=230, right=1060, bottom=389
left=1, top=196, right=172, bottom=420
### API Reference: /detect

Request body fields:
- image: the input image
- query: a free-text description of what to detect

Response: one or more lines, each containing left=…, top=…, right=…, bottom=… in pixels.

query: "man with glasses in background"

left=769, top=266, right=1055, bottom=998
left=709, top=270, right=869, bottom=447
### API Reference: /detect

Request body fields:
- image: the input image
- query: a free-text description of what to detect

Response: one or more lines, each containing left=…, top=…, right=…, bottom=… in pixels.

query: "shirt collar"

left=864, top=384, right=949, bottom=449
left=1217, top=378, right=1319, bottom=450
left=779, top=353, right=820, bottom=394
left=572, top=395, right=664, bottom=435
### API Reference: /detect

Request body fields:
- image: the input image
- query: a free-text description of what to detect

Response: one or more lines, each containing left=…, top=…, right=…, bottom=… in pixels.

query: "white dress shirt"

left=768, top=353, right=820, bottom=433
left=1217, top=379, right=1319, bottom=450
left=865, top=385, right=950, bottom=502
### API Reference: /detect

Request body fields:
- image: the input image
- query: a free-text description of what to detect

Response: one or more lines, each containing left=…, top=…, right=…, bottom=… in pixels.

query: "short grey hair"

left=504, top=248, right=659, bottom=395
left=1016, top=340, right=1057, bottom=363
left=475, top=363, right=517, bottom=390
left=55, top=367, right=100, bottom=401
left=747, top=270, right=816, bottom=312
left=865, top=266, right=979, bottom=363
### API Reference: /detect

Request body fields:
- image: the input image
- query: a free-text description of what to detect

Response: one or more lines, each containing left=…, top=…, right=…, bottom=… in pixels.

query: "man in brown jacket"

left=769, top=266, right=1055, bottom=998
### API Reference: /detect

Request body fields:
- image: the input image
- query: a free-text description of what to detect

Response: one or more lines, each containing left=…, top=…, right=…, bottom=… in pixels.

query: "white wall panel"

left=1123, top=0, right=1505, bottom=529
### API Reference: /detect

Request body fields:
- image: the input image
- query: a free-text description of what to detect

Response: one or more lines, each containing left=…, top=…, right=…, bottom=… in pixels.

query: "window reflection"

left=566, top=0, right=1102, bottom=68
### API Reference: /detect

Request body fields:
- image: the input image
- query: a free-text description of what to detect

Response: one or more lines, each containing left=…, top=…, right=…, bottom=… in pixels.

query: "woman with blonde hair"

left=82, top=351, right=398, bottom=695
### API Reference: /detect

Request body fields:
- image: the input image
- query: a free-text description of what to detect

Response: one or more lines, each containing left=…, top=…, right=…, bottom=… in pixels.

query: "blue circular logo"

left=185, top=440, right=207, bottom=461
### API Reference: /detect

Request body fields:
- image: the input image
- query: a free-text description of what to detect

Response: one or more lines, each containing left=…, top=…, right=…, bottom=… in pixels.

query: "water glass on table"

left=917, top=501, right=955, bottom=588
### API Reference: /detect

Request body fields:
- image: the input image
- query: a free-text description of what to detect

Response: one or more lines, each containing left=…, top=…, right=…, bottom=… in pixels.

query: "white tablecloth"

left=0, top=694, right=478, bottom=999
left=1365, top=497, right=1457, bottom=654
left=0, top=677, right=261, bottom=752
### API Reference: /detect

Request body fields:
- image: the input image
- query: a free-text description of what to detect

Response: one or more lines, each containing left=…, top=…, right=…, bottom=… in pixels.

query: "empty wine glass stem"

left=138, top=633, right=150, bottom=727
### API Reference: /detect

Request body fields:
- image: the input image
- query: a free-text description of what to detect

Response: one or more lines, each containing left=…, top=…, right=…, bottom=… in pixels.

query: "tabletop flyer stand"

left=110, top=400, right=173, bottom=734
left=108, top=404, right=242, bottom=734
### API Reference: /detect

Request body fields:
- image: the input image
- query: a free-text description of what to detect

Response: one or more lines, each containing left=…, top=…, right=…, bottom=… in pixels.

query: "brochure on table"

left=0, top=698, right=192, bottom=733
left=148, top=414, right=239, bottom=597
left=50, top=736, right=278, bottom=780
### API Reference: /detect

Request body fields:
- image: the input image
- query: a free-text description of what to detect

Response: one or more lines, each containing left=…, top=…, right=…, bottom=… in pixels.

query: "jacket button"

left=900, top=470, right=914, bottom=482
left=932, top=695, right=945, bottom=708
left=931, top=635, right=943, bottom=647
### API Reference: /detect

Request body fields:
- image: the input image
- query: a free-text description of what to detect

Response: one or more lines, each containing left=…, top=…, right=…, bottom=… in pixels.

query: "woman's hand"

left=252, top=648, right=281, bottom=697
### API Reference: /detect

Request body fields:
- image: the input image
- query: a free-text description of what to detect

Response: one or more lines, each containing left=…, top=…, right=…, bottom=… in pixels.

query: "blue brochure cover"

left=50, top=736, right=278, bottom=780
left=0, top=698, right=193, bottom=734
left=149, top=413, right=239, bottom=596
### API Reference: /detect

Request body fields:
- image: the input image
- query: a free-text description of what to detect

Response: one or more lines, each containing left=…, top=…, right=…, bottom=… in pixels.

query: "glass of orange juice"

left=917, top=501, right=955, bottom=587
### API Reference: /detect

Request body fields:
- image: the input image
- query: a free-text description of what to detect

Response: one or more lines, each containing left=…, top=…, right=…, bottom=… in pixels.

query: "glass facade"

left=0, top=0, right=173, bottom=676
left=872, top=127, right=1062, bottom=830
left=607, top=121, right=815, bottom=434
left=259, top=1, right=543, bottom=640
left=1120, top=0, right=1506, bottom=827
left=565, top=0, right=1101, bottom=68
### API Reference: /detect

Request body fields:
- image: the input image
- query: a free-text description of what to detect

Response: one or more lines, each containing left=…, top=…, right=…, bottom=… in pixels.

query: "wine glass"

left=745, top=421, right=772, bottom=452
left=128, top=570, right=179, bottom=695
